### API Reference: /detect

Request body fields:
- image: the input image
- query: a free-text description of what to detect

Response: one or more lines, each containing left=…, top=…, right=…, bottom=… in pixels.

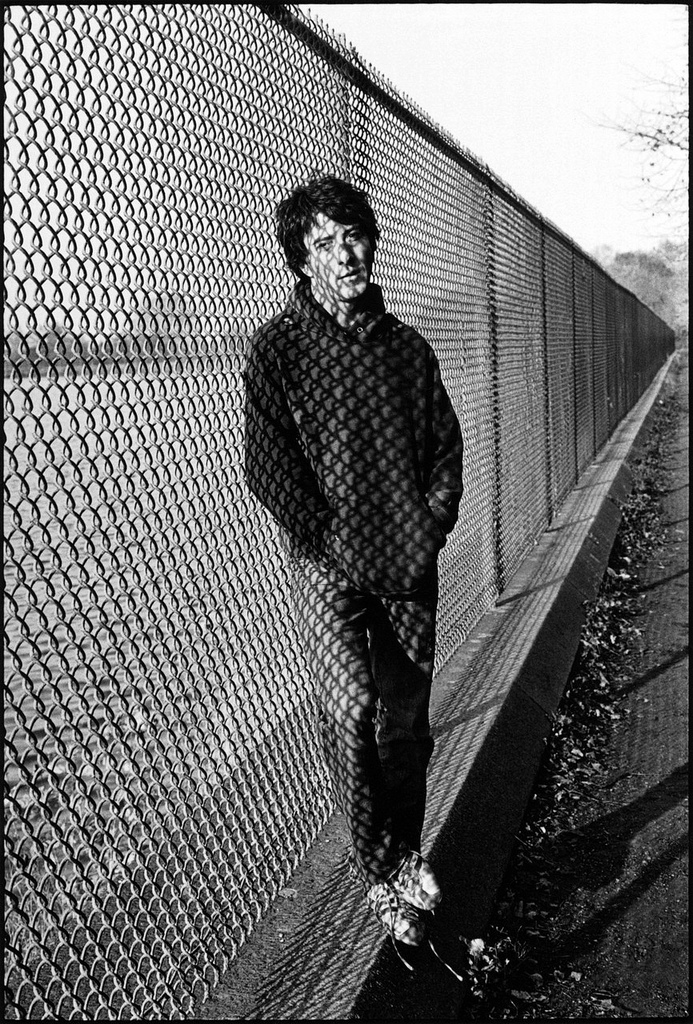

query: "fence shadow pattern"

left=3, top=4, right=674, bottom=1019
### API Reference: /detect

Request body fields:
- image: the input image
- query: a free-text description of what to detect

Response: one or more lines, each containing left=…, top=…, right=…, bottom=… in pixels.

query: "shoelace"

left=389, top=927, right=416, bottom=972
left=427, top=929, right=466, bottom=983
left=370, top=883, right=419, bottom=971
left=382, top=896, right=466, bottom=981
left=390, top=912, right=466, bottom=981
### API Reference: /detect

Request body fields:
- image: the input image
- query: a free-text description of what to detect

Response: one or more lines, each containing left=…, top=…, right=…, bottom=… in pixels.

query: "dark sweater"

left=244, top=280, right=463, bottom=596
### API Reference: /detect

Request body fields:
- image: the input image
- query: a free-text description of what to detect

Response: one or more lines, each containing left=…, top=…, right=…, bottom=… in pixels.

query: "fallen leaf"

left=465, top=937, right=485, bottom=957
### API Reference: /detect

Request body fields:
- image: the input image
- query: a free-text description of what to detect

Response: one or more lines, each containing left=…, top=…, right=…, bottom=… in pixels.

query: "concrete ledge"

left=197, top=355, right=676, bottom=1021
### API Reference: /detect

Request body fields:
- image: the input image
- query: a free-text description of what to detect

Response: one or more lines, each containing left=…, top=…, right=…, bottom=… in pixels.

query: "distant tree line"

left=593, top=239, right=688, bottom=347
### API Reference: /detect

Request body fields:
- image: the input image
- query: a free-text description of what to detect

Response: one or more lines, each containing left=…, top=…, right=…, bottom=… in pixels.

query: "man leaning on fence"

left=243, top=176, right=463, bottom=958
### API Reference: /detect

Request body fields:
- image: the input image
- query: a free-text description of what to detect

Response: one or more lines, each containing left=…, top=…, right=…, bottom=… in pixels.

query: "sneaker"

left=367, top=881, right=426, bottom=947
left=389, top=850, right=442, bottom=912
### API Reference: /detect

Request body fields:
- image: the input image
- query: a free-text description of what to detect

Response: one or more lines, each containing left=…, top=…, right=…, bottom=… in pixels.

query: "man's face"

left=301, top=213, right=374, bottom=317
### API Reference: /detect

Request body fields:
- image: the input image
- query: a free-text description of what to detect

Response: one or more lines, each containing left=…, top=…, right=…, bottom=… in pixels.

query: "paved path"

left=593, top=351, right=688, bottom=1016
left=552, top=351, right=689, bottom=1018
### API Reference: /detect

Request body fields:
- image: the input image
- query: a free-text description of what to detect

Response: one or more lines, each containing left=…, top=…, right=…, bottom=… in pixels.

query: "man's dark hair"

left=275, top=176, right=380, bottom=278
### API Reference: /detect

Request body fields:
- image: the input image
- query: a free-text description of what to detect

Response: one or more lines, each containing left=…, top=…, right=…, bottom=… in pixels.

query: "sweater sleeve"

left=243, top=327, right=332, bottom=552
left=424, top=349, right=464, bottom=535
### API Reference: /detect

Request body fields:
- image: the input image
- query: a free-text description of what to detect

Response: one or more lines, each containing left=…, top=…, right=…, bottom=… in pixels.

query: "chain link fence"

left=3, top=4, right=674, bottom=1018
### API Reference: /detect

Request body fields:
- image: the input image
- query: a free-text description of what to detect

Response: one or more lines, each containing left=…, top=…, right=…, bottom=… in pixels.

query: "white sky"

left=298, top=3, right=687, bottom=255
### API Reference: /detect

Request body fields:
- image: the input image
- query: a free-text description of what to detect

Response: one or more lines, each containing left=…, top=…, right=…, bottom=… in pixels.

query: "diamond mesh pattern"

left=574, top=253, right=596, bottom=476
left=4, top=3, right=675, bottom=1019
left=490, top=193, right=548, bottom=587
left=592, top=267, right=609, bottom=454
left=544, top=230, right=577, bottom=513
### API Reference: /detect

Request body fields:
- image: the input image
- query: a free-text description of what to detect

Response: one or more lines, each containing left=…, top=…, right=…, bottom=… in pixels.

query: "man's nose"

left=337, top=240, right=356, bottom=262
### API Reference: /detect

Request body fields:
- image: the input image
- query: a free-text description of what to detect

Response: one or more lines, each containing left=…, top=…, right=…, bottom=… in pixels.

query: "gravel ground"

left=461, top=351, right=689, bottom=1019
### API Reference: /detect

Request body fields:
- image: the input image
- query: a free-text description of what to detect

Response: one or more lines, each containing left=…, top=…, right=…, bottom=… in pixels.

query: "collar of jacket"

left=285, top=278, right=389, bottom=341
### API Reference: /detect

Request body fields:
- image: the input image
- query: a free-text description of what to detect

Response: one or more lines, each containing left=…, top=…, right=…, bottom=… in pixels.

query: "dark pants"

left=289, top=550, right=437, bottom=888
